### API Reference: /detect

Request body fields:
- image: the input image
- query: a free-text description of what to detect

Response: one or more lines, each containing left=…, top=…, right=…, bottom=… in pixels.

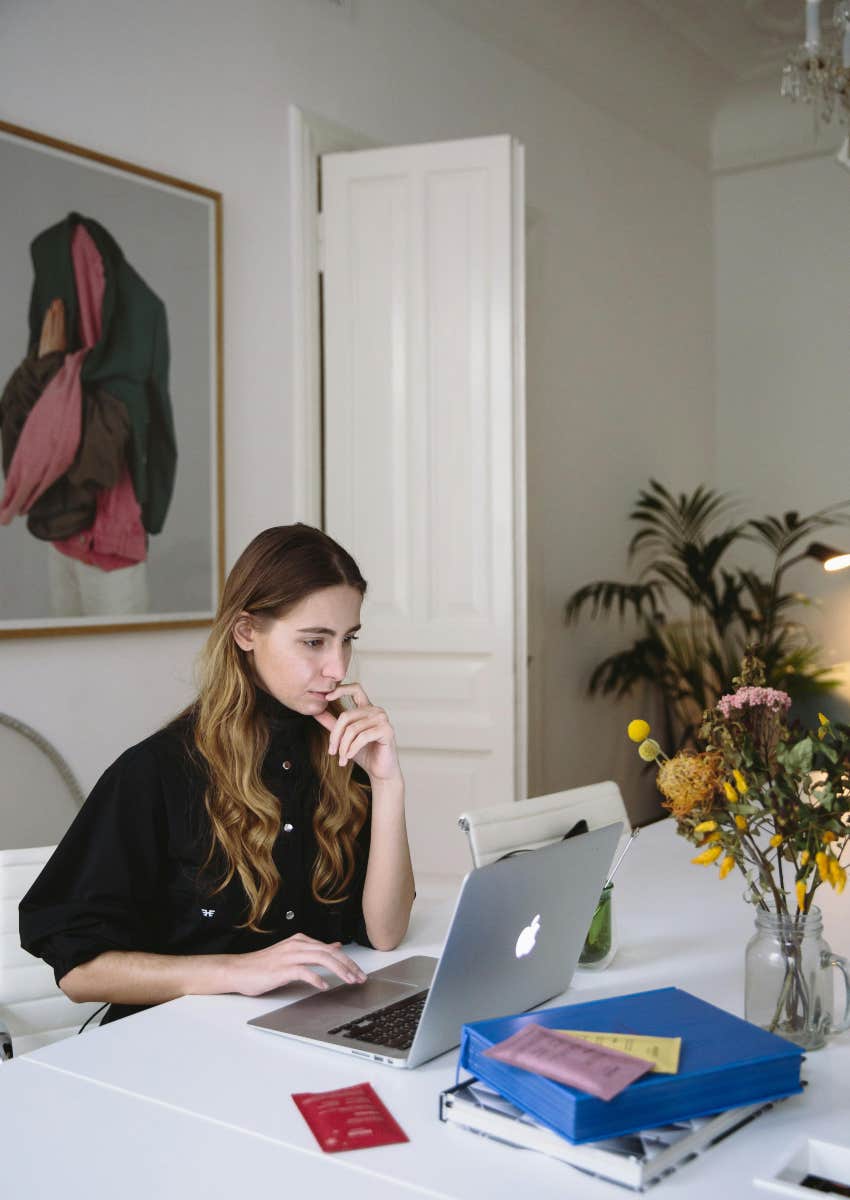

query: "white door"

left=322, top=135, right=526, bottom=876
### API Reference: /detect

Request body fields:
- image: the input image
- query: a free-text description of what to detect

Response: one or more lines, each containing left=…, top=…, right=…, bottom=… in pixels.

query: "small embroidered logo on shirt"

left=201, top=908, right=216, bottom=918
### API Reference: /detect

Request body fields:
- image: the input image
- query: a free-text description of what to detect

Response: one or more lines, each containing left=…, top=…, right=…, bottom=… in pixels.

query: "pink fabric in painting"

left=0, top=224, right=104, bottom=524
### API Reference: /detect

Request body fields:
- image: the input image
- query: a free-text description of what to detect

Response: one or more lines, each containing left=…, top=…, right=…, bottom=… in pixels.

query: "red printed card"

left=292, top=1082, right=409, bottom=1153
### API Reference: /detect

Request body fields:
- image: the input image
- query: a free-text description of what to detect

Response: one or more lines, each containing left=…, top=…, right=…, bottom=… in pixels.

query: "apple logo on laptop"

left=515, top=914, right=541, bottom=959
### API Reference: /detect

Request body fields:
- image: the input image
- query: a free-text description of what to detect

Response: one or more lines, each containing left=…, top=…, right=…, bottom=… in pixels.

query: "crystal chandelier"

left=781, top=0, right=850, bottom=126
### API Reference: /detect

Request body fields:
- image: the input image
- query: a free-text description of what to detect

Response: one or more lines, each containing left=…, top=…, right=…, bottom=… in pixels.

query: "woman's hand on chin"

left=313, top=682, right=402, bottom=783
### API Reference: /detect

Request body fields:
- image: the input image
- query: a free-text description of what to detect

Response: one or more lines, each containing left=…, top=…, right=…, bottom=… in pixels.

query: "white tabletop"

left=3, top=819, right=849, bottom=1198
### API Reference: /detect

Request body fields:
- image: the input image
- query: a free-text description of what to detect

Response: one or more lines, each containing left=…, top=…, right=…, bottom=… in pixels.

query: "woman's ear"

left=232, top=612, right=256, bottom=652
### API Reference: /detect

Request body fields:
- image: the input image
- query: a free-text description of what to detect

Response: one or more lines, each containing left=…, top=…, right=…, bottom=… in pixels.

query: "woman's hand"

left=313, top=683, right=401, bottom=782
left=229, top=932, right=367, bottom=997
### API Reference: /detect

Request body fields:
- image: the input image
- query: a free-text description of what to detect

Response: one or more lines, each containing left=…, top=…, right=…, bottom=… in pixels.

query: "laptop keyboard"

left=328, top=989, right=429, bottom=1051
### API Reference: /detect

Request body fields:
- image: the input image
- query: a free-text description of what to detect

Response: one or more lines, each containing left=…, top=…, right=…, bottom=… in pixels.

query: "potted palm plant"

left=565, top=480, right=849, bottom=749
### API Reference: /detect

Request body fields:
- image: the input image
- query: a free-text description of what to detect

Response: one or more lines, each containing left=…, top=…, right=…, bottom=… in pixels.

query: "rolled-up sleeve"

left=19, top=744, right=167, bottom=987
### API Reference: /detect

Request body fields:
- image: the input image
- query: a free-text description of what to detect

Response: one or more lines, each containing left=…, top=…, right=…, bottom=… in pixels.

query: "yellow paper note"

left=555, top=1030, right=681, bottom=1074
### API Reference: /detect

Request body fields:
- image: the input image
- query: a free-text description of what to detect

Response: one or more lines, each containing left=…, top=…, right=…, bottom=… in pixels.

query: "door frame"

left=288, top=104, right=375, bottom=526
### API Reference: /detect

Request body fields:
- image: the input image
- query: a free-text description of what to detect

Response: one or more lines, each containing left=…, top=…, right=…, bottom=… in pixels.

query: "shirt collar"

left=254, top=687, right=311, bottom=737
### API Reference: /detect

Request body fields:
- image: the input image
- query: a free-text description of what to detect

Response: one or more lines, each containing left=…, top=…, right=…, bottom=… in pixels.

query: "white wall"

left=714, top=147, right=850, bottom=714
left=0, top=0, right=715, bottom=832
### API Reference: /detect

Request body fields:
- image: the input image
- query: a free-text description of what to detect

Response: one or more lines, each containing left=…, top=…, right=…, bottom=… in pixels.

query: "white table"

left=3, top=819, right=849, bottom=1199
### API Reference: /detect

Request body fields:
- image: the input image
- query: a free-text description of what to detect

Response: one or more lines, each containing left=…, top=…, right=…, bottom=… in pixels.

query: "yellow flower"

left=836, top=866, right=847, bottom=895
left=769, top=833, right=783, bottom=848
left=627, top=720, right=651, bottom=743
left=818, top=712, right=830, bottom=726
left=694, top=820, right=718, bottom=833
left=656, top=752, right=722, bottom=817
left=828, top=857, right=845, bottom=889
left=734, top=814, right=748, bottom=831
left=723, top=781, right=737, bottom=803
left=638, top=738, right=662, bottom=762
left=796, top=880, right=806, bottom=911
left=822, top=831, right=837, bottom=844
left=733, top=769, right=747, bottom=794
left=718, top=855, right=735, bottom=879
left=816, top=851, right=830, bottom=882
left=692, top=844, right=723, bottom=865
left=800, top=850, right=810, bottom=866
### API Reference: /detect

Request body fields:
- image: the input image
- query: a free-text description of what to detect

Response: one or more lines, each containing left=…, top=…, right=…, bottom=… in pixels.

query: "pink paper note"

left=483, top=1023, right=653, bottom=1101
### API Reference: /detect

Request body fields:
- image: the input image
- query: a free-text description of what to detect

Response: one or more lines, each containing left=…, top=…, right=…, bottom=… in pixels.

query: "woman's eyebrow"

left=296, top=624, right=362, bottom=635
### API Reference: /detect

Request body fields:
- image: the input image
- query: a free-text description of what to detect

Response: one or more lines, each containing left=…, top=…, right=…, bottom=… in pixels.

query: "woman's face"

left=234, top=584, right=363, bottom=715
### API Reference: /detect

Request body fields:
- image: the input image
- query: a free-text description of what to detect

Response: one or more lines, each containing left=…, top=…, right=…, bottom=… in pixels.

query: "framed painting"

left=0, top=120, right=223, bottom=638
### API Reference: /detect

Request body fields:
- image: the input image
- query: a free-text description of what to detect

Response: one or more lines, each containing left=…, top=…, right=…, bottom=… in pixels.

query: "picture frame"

left=0, top=120, right=224, bottom=638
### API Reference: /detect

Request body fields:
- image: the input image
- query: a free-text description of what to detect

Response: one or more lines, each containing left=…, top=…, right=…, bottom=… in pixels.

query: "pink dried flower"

left=716, top=686, right=792, bottom=718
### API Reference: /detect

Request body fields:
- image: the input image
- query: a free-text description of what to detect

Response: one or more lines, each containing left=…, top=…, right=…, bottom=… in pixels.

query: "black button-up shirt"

left=19, top=692, right=372, bottom=1023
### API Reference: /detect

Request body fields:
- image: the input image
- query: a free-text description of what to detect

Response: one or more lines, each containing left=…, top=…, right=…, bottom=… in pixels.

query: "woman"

left=19, top=525, right=415, bottom=1023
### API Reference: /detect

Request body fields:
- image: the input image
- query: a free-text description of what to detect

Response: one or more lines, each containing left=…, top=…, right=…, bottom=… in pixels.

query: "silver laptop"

left=248, top=821, right=621, bottom=1069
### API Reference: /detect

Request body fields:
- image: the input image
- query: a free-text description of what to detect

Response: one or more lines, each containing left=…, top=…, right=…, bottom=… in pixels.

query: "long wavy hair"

left=191, top=524, right=369, bottom=931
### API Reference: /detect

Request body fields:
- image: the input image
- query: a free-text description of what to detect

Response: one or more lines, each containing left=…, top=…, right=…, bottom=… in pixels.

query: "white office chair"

left=0, top=845, right=103, bottom=1059
left=0, top=712, right=84, bottom=851
left=0, top=715, right=101, bottom=1059
left=458, top=780, right=631, bottom=868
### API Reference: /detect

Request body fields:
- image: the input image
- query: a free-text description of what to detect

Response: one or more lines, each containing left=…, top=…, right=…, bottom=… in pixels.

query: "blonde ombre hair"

left=191, top=525, right=369, bottom=932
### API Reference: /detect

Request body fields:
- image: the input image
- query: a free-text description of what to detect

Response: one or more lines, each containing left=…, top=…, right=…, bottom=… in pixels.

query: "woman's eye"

left=303, top=639, right=323, bottom=648
left=344, top=634, right=359, bottom=644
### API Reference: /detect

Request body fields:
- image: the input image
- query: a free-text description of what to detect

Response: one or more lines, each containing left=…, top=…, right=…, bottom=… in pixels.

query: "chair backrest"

left=0, top=845, right=102, bottom=1057
left=459, top=780, right=630, bottom=868
left=0, top=714, right=84, bottom=850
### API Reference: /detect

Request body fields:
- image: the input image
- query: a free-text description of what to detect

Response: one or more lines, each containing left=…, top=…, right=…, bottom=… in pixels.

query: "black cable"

left=78, top=1003, right=108, bottom=1035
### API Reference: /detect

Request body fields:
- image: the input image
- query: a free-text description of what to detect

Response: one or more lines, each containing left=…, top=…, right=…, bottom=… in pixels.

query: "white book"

left=439, top=1078, right=777, bottom=1192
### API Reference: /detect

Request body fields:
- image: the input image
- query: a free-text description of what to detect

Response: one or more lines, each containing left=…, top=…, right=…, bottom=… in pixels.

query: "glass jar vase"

left=578, top=882, right=616, bottom=970
left=745, top=906, right=850, bottom=1051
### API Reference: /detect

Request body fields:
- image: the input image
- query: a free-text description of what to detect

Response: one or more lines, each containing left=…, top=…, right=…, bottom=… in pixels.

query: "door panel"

left=322, top=135, right=525, bottom=875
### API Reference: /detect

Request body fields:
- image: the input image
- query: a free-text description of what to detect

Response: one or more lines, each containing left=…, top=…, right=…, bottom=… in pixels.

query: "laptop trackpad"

left=324, top=978, right=413, bottom=1010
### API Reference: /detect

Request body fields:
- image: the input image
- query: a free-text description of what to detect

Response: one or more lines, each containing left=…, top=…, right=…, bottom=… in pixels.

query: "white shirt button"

left=285, top=910, right=295, bottom=920
left=283, top=823, right=293, bottom=833
left=282, top=760, right=292, bottom=771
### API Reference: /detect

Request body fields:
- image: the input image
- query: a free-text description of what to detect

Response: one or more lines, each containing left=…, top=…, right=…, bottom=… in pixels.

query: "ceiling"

left=637, top=0, right=808, bottom=83
left=421, top=0, right=821, bottom=168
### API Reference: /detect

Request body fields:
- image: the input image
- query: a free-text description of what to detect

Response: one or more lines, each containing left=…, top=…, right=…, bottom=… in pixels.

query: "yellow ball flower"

left=818, top=712, right=830, bottom=726
left=694, top=820, right=718, bottom=833
left=627, top=720, right=651, bottom=743
left=718, top=855, right=735, bottom=880
left=816, top=851, right=829, bottom=882
left=723, top=781, right=737, bottom=803
left=734, top=814, right=748, bottom=831
left=822, top=831, right=837, bottom=844
left=638, top=738, right=661, bottom=762
left=796, top=880, right=806, bottom=911
left=692, top=844, right=723, bottom=865
left=800, top=849, right=810, bottom=866
left=733, top=769, right=747, bottom=794
left=769, top=833, right=783, bottom=848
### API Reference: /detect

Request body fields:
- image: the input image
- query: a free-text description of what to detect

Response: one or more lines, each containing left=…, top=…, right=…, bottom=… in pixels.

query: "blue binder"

left=458, top=987, right=804, bottom=1144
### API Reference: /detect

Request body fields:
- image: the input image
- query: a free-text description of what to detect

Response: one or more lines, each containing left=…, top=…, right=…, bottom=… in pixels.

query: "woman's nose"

left=322, top=644, right=347, bottom=680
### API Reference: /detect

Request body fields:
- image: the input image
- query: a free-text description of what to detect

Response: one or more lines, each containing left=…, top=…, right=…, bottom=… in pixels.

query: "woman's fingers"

left=327, top=705, right=378, bottom=756
left=284, top=937, right=367, bottom=983
left=294, top=966, right=329, bottom=992
left=328, top=706, right=387, bottom=757
left=326, top=682, right=370, bottom=708
left=334, top=713, right=381, bottom=762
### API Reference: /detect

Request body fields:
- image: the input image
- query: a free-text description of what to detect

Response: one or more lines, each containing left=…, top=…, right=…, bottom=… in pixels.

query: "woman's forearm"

left=59, top=950, right=237, bottom=1006
left=361, top=774, right=415, bottom=951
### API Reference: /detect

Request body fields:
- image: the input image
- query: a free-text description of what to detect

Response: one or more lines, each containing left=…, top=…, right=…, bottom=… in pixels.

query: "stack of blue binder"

left=458, top=987, right=804, bottom=1144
